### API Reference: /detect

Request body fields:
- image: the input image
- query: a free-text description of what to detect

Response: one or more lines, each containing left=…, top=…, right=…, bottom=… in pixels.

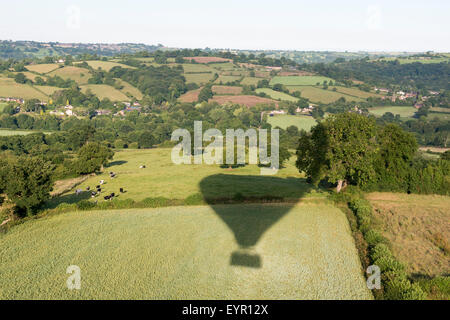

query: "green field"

left=181, top=64, right=216, bottom=73
left=86, top=60, right=136, bottom=72
left=0, top=202, right=371, bottom=299
left=0, top=102, right=7, bottom=112
left=241, top=77, right=261, bottom=86
left=255, top=88, right=299, bottom=102
left=267, top=115, right=317, bottom=131
left=333, top=86, right=381, bottom=99
left=215, top=75, right=242, bottom=84
left=0, top=77, right=48, bottom=100
left=288, top=86, right=364, bottom=104
left=184, top=73, right=215, bottom=85
left=48, top=66, right=92, bottom=85
left=368, top=106, right=417, bottom=118
left=0, top=129, right=51, bottom=136
left=114, top=79, right=144, bottom=100
left=270, top=76, right=334, bottom=86
left=25, top=63, right=61, bottom=74
left=80, top=84, right=129, bottom=101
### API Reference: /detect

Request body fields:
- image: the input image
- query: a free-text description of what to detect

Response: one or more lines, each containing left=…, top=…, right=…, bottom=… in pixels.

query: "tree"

left=138, top=131, right=156, bottom=149
left=3, top=156, right=54, bottom=216
left=74, top=142, right=114, bottom=174
left=14, top=73, right=27, bottom=84
left=296, top=113, right=378, bottom=192
left=198, top=85, right=213, bottom=102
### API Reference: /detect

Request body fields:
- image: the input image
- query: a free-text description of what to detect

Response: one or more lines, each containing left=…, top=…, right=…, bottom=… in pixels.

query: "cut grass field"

left=114, top=79, right=143, bottom=100
left=212, top=85, right=242, bottom=95
left=256, top=88, right=298, bottom=102
left=267, top=115, right=317, bottom=131
left=215, top=75, right=242, bottom=84
left=0, top=203, right=371, bottom=299
left=48, top=66, right=91, bottom=85
left=209, top=95, right=276, bottom=108
left=181, top=63, right=216, bottom=74
left=0, top=77, right=48, bottom=100
left=184, top=72, right=215, bottom=85
left=80, top=84, right=129, bottom=101
left=367, top=193, right=450, bottom=278
left=270, top=76, right=334, bottom=86
left=368, top=106, right=417, bottom=118
left=86, top=60, right=136, bottom=72
left=333, top=86, right=381, bottom=99
left=288, top=86, right=364, bottom=104
left=25, top=63, right=61, bottom=74
left=241, top=77, right=261, bottom=86
left=0, top=129, right=52, bottom=136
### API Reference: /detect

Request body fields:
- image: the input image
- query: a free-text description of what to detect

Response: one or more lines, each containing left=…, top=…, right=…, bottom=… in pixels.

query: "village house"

left=96, top=109, right=112, bottom=116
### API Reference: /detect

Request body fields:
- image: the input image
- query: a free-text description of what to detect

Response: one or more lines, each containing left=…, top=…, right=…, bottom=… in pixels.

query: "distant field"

left=0, top=129, right=51, bottom=136
left=26, top=63, right=61, bottom=74
left=333, top=86, right=381, bottom=99
left=183, top=57, right=232, bottom=64
left=210, top=95, right=276, bottom=108
left=80, top=84, right=129, bottom=101
left=211, top=62, right=237, bottom=71
left=212, top=85, right=242, bottom=95
left=270, top=76, right=334, bottom=86
left=0, top=102, right=7, bottom=112
left=377, top=57, right=450, bottom=64
left=367, top=192, right=450, bottom=278
left=184, top=73, right=215, bottom=85
left=215, top=75, right=241, bottom=84
left=288, top=86, right=363, bottom=104
left=13, top=71, right=44, bottom=82
left=34, top=85, right=61, bottom=96
left=255, top=88, right=298, bottom=102
left=368, top=106, right=417, bottom=118
left=241, top=77, right=260, bottom=86
left=267, top=114, right=317, bottom=131
left=181, top=64, right=216, bottom=73
left=48, top=66, right=91, bottom=85
left=0, top=77, right=48, bottom=100
left=114, top=79, right=143, bottom=100
left=86, top=60, right=136, bottom=72
left=179, top=88, right=202, bottom=103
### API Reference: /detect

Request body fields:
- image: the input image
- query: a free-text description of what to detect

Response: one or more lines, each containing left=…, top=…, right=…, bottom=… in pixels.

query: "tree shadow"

left=107, top=160, right=127, bottom=167
left=45, top=191, right=91, bottom=209
left=200, top=174, right=311, bottom=268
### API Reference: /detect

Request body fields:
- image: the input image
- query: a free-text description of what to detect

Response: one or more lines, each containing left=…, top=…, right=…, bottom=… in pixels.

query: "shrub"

left=364, top=229, right=387, bottom=247
left=374, top=255, right=405, bottom=273
left=128, top=142, right=139, bottom=149
left=184, top=193, right=205, bottom=205
left=370, top=243, right=393, bottom=262
left=140, top=197, right=170, bottom=208
left=384, top=275, right=426, bottom=300
left=76, top=200, right=96, bottom=211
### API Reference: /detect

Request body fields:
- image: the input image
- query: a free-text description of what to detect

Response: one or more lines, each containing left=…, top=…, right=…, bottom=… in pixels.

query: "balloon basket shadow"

left=230, top=249, right=261, bottom=268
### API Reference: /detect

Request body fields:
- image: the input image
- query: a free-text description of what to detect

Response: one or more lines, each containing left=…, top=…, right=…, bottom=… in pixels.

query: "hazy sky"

left=1, top=0, right=449, bottom=51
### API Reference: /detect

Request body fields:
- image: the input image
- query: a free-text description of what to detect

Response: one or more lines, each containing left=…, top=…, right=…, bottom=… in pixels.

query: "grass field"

left=179, top=88, right=202, bottom=103
left=212, top=85, right=242, bottom=95
left=241, top=77, right=261, bottom=86
left=368, top=106, right=417, bottom=118
left=34, top=85, right=61, bottom=96
left=333, top=86, right=381, bottom=99
left=210, top=95, right=276, bottom=108
left=367, top=193, right=450, bottom=278
left=25, top=63, right=61, bottom=74
left=0, top=77, right=48, bottom=100
left=0, top=102, right=7, bottom=112
left=270, top=76, right=334, bottom=86
left=114, top=79, right=143, bottom=100
left=0, top=129, right=51, bottom=136
left=80, top=84, right=129, bottom=101
left=48, top=66, right=91, bottom=85
left=184, top=73, right=215, bottom=85
left=288, top=86, right=363, bottom=104
left=181, top=64, right=216, bottom=73
left=0, top=202, right=371, bottom=299
left=86, top=61, right=136, bottom=72
left=256, top=88, right=299, bottom=102
left=215, top=75, right=242, bottom=84
left=267, top=115, right=317, bottom=131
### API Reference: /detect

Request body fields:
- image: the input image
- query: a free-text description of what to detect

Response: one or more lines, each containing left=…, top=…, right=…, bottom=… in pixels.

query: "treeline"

left=296, top=113, right=449, bottom=195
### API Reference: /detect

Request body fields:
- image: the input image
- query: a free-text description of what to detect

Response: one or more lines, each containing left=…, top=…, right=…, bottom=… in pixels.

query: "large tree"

left=296, top=112, right=378, bottom=192
left=74, top=142, right=114, bottom=174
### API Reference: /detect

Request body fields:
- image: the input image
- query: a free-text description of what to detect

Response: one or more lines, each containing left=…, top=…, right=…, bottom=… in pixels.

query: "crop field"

left=114, top=79, right=143, bottom=100
left=367, top=193, right=450, bottom=278
left=215, top=75, right=242, bottom=84
left=0, top=129, right=51, bottom=136
left=288, top=86, right=363, bottom=104
left=48, top=66, right=92, bottom=85
left=368, top=106, right=417, bottom=118
left=13, top=71, right=43, bottom=82
left=256, top=88, right=298, bottom=102
left=210, top=62, right=237, bottom=71
left=184, top=72, right=215, bottom=85
left=181, top=63, right=216, bottom=73
left=86, top=60, right=136, bottom=72
left=25, top=63, right=61, bottom=74
left=267, top=115, right=317, bottom=131
left=212, top=85, right=242, bottom=95
left=241, top=77, right=261, bottom=86
left=270, top=76, right=334, bottom=86
left=333, top=86, right=381, bottom=99
left=0, top=77, right=48, bottom=100
left=80, top=84, right=129, bottom=101
left=0, top=201, right=372, bottom=299
left=34, top=85, right=60, bottom=96
left=210, top=95, right=276, bottom=108
left=179, top=88, right=202, bottom=103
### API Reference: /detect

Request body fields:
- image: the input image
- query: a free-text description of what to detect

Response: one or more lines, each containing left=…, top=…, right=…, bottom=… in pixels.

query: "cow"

left=75, top=189, right=83, bottom=195
left=104, top=195, right=111, bottom=201
left=99, top=180, right=105, bottom=185
left=91, top=191, right=97, bottom=198
left=97, top=188, right=102, bottom=193
left=110, top=173, right=116, bottom=178
left=110, top=193, right=115, bottom=198
left=86, top=186, right=91, bottom=191
left=96, top=185, right=100, bottom=189
left=120, top=188, right=125, bottom=193
left=139, top=165, right=146, bottom=169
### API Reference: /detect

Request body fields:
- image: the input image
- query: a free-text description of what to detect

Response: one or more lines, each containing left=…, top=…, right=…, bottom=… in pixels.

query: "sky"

left=1, top=0, right=449, bottom=52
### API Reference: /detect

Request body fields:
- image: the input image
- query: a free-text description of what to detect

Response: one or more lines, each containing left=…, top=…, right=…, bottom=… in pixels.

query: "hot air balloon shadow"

left=199, top=174, right=310, bottom=268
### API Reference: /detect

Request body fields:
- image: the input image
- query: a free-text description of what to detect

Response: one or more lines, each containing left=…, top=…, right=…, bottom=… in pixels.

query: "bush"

left=374, top=255, right=405, bottom=273
left=140, top=197, right=170, bottom=208
left=384, top=275, right=426, bottom=300
left=365, top=229, right=387, bottom=247
left=184, top=193, right=204, bottom=205
left=76, top=200, right=96, bottom=211
left=370, top=243, right=393, bottom=261
left=128, top=142, right=139, bottom=149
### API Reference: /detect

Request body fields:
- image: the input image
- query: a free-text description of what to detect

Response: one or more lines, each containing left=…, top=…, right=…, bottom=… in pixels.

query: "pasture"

left=367, top=193, right=450, bottom=278
left=0, top=129, right=51, bottom=136
left=255, top=88, right=298, bottom=102
left=333, top=86, right=381, bottom=99
left=25, top=63, right=61, bottom=74
left=209, top=95, right=276, bottom=108
left=48, top=66, right=91, bottom=85
left=179, top=88, right=202, bottom=103
left=215, top=75, right=242, bottom=84
left=114, top=79, right=144, bottom=100
left=288, top=86, right=363, bottom=104
left=267, top=115, right=317, bottom=131
left=241, top=77, right=261, bottom=86
left=86, top=60, right=136, bottom=72
left=181, top=63, right=216, bottom=74
left=0, top=202, right=371, bottom=299
left=183, top=57, right=231, bottom=64
left=270, top=76, right=334, bottom=86
left=184, top=73, right=215, bottom=85
left=34, top=85, right=61, bottom=96
left=212, top=85, right=242, bottom=95
left=80, top=84, right=129, bottom=101
left=0, top=77, right=48, bottom=100
left=368, top=106, right=417, bottom=118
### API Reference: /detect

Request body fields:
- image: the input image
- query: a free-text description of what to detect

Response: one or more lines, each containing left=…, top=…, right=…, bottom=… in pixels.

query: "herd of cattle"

left=75, top=171, right=126, bottom=201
